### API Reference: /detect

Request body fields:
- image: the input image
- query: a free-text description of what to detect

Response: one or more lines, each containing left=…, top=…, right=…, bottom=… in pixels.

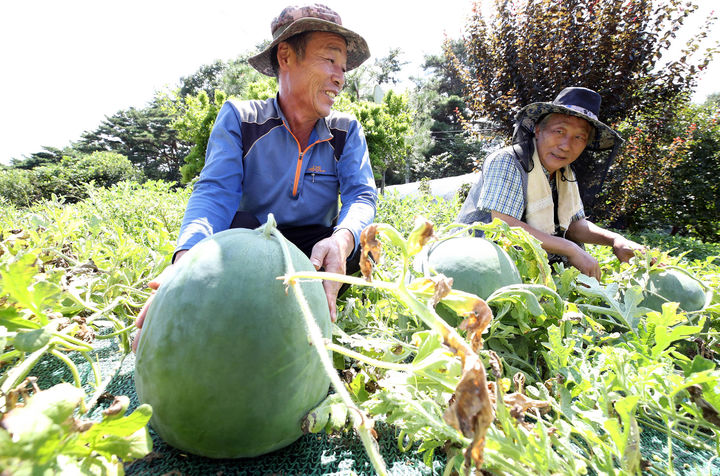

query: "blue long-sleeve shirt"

left=176, top=96, right=377, bottom=255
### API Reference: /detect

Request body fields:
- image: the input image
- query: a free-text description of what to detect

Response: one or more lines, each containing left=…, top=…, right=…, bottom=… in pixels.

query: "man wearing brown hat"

left=133, top=4, right=376, bottom=350
left=457, top=87, right=643, bottom=280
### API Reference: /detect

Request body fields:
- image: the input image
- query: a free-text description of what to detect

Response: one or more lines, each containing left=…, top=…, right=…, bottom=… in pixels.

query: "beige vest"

left=525, top=142, right=583, bottom=235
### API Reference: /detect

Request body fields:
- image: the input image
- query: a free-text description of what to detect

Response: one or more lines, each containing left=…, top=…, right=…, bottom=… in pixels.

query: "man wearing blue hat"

left=457, top=87, right=643, bottom=279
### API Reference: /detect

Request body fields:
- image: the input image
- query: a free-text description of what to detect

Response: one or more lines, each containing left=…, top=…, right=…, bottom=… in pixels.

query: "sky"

left=1, top=0, right=718, bottom=164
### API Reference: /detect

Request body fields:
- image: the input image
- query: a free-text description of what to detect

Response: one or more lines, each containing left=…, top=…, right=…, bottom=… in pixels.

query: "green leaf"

left=0, top=307, right=41, bottom=331
left=0, top=383, right=85, bottom=463
left=349, top=372, right=370, bottom=402
left=14, top=328, right=53, bottom=353
left=649, top=308, right=703, bottom=359
left=683, top=355, right=716, bottom=377
left=0, top=253, right=63, bottom=325
left=89, top=428, right=153, bottom=461
left=25, top=383, right=85, bottom=425
left=576, top=277, right=646, bottom=331
left=82, top=404, right=153, bottom=441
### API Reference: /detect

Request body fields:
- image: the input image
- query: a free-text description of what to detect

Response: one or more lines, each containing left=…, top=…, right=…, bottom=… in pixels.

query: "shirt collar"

left=273, top=94, right=333, bottom=143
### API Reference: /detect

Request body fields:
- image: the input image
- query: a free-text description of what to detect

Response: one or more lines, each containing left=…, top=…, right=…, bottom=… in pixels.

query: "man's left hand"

left=309, top=229, right=354, bottom=322
left=612, top=236, right=645, bottom=263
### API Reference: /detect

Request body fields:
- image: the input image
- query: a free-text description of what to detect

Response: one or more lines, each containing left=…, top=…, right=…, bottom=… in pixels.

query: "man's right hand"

left=568, top=245, right=601, bottom=281
left=132, top=250, right=187, bottom=353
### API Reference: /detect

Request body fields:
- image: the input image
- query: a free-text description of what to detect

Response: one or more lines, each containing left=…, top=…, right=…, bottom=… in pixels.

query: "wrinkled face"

left=284, top=31, right=347, bottom=119
left=534, top=113, right=592, bottom=174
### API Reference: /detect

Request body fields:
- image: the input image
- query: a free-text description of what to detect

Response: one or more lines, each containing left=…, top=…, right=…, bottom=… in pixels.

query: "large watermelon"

left=134, top=223, right=331, bottom=458
left=641, top=268, right=707, bottom=313
left=422, top=236, right=522, bottom=300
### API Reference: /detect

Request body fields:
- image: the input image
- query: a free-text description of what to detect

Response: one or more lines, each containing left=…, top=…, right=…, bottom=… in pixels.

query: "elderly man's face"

left=534, top=113, right=592, bottom=174
left=284, top=31, right=347, bottom=120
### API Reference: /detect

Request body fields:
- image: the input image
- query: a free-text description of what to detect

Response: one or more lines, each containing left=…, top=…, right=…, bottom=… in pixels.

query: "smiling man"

left=457, top=87, right=643, bottom=279
left=133, top=4, right=377, bottom=350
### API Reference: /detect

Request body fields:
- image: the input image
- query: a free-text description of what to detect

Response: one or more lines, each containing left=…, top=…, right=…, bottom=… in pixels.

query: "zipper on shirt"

left=284, top=122, right=332, bottom=198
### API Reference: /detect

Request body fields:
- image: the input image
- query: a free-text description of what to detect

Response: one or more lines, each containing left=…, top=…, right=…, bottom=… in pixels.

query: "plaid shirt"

left=479, top=150, right=585, bottom=224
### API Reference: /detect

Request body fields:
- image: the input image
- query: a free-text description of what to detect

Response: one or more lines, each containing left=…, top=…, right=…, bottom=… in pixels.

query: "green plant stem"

left=85, top=353, right=127, bottom=412
left=94, top=324, right=136, bottom=339
left=635, top=414, right=714, bottom=453
left=325, top=341, right=411, bottom=371
left=0, top=344, right=51, bottom=410
left=49, top=348, right=82, bottom=388
left=271, top=222, right=388, bottom=476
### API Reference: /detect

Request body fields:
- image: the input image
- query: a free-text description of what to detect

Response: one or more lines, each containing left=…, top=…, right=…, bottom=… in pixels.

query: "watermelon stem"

left=270, top=225, right=389, bottom=476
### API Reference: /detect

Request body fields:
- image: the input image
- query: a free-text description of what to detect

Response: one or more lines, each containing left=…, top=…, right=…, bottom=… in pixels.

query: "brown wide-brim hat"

left=515, top=87, right=623, bottom=151
left=248, top=4, right=371, bottom=77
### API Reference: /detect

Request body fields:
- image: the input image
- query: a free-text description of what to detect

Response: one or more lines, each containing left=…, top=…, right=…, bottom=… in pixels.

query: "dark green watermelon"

left=135, top=226, right=330, bottom=458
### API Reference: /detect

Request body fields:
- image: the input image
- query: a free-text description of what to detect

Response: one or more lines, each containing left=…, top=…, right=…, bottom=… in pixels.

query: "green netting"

left=29, top=336, right=442, bottom=475
left=27, top=335, right=720, bottom=475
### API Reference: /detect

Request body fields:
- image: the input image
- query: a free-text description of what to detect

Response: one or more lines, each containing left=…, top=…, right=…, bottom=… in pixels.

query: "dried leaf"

left=431, top=275, right=453, bottom=306
left=504, top=392, right=551, bottom=421
left=488, top=350, right=503, bottom=379
left=513, top=372, right=526, bottom=395
left=103, top=395, right=130, bottom=419
left=443, top=360, right=494, bottom=470
left=458, top=302, right=493, bottom=352
left=406, top=217, right=435, bottom=256
left=360, top=224, right=381, bottom=281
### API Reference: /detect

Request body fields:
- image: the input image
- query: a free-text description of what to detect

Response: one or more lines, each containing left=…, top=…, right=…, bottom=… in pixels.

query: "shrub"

left=598, top=100, right=720, bottom=241
left=0, top=169, right=38, bottom=207
left=0, top=152, right=140, bottom=207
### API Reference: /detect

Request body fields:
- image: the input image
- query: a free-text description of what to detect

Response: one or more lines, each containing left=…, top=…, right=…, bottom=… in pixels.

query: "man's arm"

left=175, top=102, right=245, bottom=255
left=566, top=218, right=644, bottom=263
left=491, top=211, right=601, bottom=280
left=334, top=119, right=377, bottom=255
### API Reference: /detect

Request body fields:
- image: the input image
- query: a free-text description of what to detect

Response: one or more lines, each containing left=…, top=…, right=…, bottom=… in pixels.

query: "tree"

left=343, top=66, right=374, bottom=102
left=422, top=39, right=467, bottom=96
left=178, top=53, right=268, bottom=101
left=448, top=0, right=718, bottom=215
left=450, top=0, right=717, bottom=135
left=75, top=97, right=189, bottom=182
left=408, top=42, right=494, bottom=181
left=597, top=100, right=720, bottom=240
left=10, top=146, right=69, bottom=170
left=371, top=48, right=408, bottom=86
left=171, top=90, right=228, bottom=183
left=336, top=91, right=414, bottom=192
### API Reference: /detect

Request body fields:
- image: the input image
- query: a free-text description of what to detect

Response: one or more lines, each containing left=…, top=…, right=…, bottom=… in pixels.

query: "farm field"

left=1, top=181, right=720, bottom=475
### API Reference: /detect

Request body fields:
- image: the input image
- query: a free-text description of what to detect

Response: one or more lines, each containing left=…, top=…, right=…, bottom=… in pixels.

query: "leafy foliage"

left=449, top=0, right=717, bottom=136
left=75, top=98, right=189, bottom=182
left=0, top=152, right=140, bottom=206
left=336, top=91, right=414, bottom=191
left=0, top=383, right=152, bottom=474
left=0, top=181, right=189, bottom=472
left=1, top=182, right=720, bottom=473
left=598, top=100, right=720, bottom=240
left=166, top=90, right=229, bottom=183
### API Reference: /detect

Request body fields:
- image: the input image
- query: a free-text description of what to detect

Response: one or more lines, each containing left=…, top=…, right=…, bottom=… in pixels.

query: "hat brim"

left=248, top=18, right=370, bottom=77
left=516, top=102, right=622, bottom=151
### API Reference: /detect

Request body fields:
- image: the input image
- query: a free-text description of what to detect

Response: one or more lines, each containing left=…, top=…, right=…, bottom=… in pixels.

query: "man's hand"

left=132, top=250, right=187, bottom=353
left=568, top=244, right=601, bottom=281
left=612, top=236, right=645, bottom=263
left=309, top=229, right=354, bottom=322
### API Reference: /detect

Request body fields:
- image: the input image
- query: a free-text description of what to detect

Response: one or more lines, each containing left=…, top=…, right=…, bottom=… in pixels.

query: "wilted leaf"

left=360, top=224, right=381, bottom=281
left=443, top=360, right=494, bottom=470
left=406, top=217, right=435, bottom=256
